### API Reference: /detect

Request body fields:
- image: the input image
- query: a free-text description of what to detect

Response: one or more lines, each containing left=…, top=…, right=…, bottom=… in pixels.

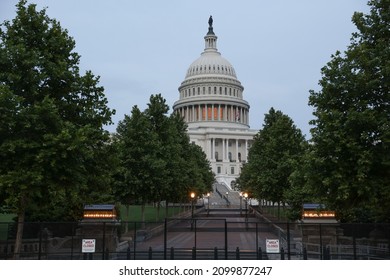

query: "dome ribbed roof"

left=183, top=17, right=238, bottom=80
left=185, top=52, right=237, bottom=79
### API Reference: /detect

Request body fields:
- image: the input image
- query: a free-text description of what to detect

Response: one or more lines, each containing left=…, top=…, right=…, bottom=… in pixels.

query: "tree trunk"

left=13, top=195, right=26, bottom=259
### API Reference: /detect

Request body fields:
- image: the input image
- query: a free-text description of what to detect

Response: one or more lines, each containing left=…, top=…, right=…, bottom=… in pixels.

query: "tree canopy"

left=308, top=0, right=390, bottom=222
left=0, top=0, right=115, bottom=257
left=237, top=107, right=306, bottom=218
left=113, top=94, right=214, bottom=222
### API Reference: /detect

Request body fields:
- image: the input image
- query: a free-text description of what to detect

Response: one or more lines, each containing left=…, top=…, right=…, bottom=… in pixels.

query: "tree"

left=308, top=0, right=390, bottom=222
left=238, top=108, right=306, bottom=218
left=113, top=94, right=214, bottom=223
left=0, top=1, right=114, bottom=258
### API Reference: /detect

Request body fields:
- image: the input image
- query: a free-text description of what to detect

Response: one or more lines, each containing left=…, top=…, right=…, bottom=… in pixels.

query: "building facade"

left=173, top=17, right=257, bottom=188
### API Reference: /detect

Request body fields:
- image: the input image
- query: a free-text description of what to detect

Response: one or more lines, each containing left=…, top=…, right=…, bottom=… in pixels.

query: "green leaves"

left=238, top=108, right=306, bottom=209
left=113, top=94, right=213, bottom=210
left=308, top=0, right=390, bottom=222
left=0, top=0, right=114, bottom=224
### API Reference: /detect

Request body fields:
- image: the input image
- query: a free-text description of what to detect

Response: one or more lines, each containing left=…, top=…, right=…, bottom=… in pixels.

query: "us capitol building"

left=173, top=17, right=257, bottom=188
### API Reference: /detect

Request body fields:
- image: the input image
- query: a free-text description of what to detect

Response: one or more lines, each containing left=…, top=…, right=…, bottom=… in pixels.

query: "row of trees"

left=238, top=0, right=390, bottom=223
left=0, top=1, right=213, bottom=258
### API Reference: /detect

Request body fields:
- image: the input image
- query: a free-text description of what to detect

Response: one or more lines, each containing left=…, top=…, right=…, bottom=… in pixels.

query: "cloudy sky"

left=1, top=0, right=370, bottom=138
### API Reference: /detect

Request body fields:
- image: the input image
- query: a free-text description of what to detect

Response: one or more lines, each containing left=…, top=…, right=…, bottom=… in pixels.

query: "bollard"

left=258, top=247, right=263, bottom=260
left=214, top=247, right=218, bottom=260
left=235, top=247, right=240, bottom=259
left=170, top=247, right=175, bottom=260
left=281, top=247, right=285, bottom=260
left=148, top=247, right=153, bottom=260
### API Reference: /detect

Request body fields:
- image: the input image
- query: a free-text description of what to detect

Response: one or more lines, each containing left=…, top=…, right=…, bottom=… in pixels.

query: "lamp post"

left=239, top=192, right=243, bottom=216
left=226, top=191, right=229, bottom=207
left=190, top=192, right=195, bottom=230
left=207, top=193, right=210, bottom=216
left=243, top=192, right=249, bottom=223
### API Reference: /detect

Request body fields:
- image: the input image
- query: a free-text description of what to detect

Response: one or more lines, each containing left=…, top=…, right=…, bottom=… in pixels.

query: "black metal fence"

left=1, top=219, right=389, bottom=260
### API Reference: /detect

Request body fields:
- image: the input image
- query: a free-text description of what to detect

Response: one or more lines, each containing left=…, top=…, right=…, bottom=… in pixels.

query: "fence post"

left=148, top=247, right=153, bottom=260
left=257, top=247, right=263, bottom=260
left=287, top=222, right=291, bottom=260
left=102, top=222, right=106, bottom=260
left=280, top=247, right=285, bottom=260
left=38, top=222, right=43, bottom=260
left=224, top=220, right=228, bottom=260
left=164, top=219, right=167, bottom=260
left=353, top=224, right=357, bottom=260
left=105, top=248, right=109, bottom=260
left=303, top=247, right=307, bottom=260
left=127, top=246, right=131, bottom=260
left=214, top=247, right=218, bottom=260
left=235, top=247, right=240, bottom=260
left=170, top=247, right=174, bottom=260
left=319, top=223, right=323, bottom=260
left=192, top=247, right=196, bottom=260
left=133, top=222, right=137, bottom=260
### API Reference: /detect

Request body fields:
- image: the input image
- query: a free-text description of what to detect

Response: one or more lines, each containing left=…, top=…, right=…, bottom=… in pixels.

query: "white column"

left=226, top=138, right=229, bottom=161
left=218, top=104, right=221, bottom=121
left=245, top=140, right=248, bottom=162
left=210, top=138, right=214, bottom=160
left=236, top=139, right=239, bottom=162
left=212, top=104, right=214, bottom=121
left=222, top=138, right=225, bottom=161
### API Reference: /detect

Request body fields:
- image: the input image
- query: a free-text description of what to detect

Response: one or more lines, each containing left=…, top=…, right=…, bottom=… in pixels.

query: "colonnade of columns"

left=176, top=103, right=249, bottom=125
left=207, top=138, right=250, bottom=163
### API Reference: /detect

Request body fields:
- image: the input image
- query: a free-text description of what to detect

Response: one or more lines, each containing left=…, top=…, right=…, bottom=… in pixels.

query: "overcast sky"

left=1, top=0, right=370, bottom=138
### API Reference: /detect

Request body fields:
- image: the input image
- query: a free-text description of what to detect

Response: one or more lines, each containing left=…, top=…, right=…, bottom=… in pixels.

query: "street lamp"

left=226, top=191, right=229, bottom=207
left=207, top=193, right=210, bottom=216
left=190, top=192, right=195, bottom=230
left=239, top=192, right=243, bottom=215
left=243, top=192, right=249, bottom=223
left=190, top=192, right=195, bottom=218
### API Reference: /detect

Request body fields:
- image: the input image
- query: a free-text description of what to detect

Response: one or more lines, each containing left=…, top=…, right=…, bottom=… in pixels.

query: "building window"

left=217, top=166, right=221, bottom=174
left=231, top=167, right=235, bottom=174
left=215, top=152, right=219, bottom=161
left=228, top=152, right=232, bottom=161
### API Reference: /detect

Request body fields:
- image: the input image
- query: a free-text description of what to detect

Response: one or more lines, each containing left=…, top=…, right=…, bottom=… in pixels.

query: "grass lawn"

left=119, top=204, right=189, bottom=222
left=0, top=214, right=16, bottom=240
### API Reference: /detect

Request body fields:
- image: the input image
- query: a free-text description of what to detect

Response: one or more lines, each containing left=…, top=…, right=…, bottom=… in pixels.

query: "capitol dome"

left=185, top=51, right=237, bottom=79
left=173, top=16, right=249, bottom=129
left=172, top=16, right=256, bottom=187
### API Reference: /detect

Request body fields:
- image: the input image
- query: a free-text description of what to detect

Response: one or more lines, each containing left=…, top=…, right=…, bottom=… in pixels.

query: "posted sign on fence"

left=266, top=239, right=280, bottom=253
left=82, top=239, right=96, bottom=253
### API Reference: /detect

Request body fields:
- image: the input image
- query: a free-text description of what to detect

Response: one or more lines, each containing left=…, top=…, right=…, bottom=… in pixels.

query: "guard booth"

left=83, top=204, right=117, bottom=220
left=79, top=204, right=120, bottom=259
left=301, top=203, right=336, bottom=223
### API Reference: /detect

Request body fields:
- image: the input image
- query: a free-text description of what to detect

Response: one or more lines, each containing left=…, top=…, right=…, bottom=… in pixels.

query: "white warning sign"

left=82, top=239, right=96, bottom=253
left=266, top=239, right=280, bottom=253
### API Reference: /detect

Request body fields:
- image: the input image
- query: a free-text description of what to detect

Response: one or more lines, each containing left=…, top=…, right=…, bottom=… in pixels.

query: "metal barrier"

left=1, top=219, right=389, bottom=260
